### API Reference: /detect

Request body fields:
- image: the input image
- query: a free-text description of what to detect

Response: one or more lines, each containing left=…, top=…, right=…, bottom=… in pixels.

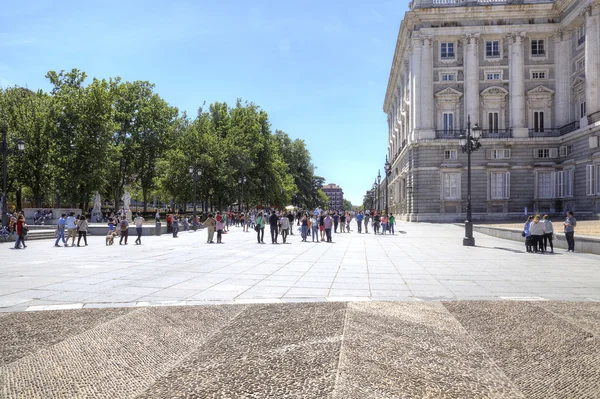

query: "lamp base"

left=463, top=237, right=475, bottom=246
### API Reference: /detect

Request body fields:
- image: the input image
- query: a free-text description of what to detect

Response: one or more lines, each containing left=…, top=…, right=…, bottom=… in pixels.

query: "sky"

left=1, top=0, right=409, bottom=205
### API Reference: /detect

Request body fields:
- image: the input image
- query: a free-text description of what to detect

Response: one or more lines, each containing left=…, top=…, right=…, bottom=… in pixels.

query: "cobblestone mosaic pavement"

left=1, top=222, right=599, bottom=312
left=0, top=301, right=598, bottom=398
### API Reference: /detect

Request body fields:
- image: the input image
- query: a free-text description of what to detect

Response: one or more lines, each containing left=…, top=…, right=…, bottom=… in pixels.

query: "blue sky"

left=1, top=0, right=408, bottom=205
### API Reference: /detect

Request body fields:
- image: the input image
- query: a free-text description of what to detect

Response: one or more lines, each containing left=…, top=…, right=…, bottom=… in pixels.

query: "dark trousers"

left=565, top=231, right=575, bottom=251
left=135, top=227, right=142, bottom=244
left=281, top=228, right=288, bottom=243
left=77, top=231, right=88, bottom=246
left=217, top=229, right=222, bottom=243
left=357, top=222, right=362, bottom=233
left=543, top=232, right=553, bottom=252
left=257, top=227, right=264, bottom=243
left=532, top=235, right=544, bottom=252
left=325, top=228, right=332, bottom=242
left=173, top=224, right=179, bottom=237
left=333, top=221, right=338, bottom=233
left=120, top=230, right=128, bottom=244
left=270, top=226, right=278, bottom=243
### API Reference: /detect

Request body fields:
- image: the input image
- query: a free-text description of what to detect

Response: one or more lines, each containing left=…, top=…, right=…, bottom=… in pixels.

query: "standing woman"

left=255, top=211, right=265, bottom=244
left=381, top=214, right=388, bottom=235
left=77, top=215, right=89, bottom=246
left=300, top=213, right=309, bottom=242
left=523, top=215, right=534, bottom=253
left=529, top=214, right=546, bottom=253
left=319, top=213, right=325, bottom=241
left=542, top=214, right=554, bottom=253
left=215, top=214, right=224, bottom=244
left=310, top=213, right=319, bottom=242
left=14, top=214, right=27, bottom=249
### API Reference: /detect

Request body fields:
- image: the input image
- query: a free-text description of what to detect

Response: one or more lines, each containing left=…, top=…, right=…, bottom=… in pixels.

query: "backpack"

left=120, top=220, right=127, bottom=230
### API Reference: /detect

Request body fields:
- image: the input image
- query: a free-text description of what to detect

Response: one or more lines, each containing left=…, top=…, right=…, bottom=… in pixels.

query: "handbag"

left=521, top=231, right=525, bottom=237
left=254, top=224, right=260, bottom=232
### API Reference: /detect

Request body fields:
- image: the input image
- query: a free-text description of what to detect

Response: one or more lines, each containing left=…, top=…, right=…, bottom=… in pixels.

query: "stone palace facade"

left=383, top=0, right=600, bottom=221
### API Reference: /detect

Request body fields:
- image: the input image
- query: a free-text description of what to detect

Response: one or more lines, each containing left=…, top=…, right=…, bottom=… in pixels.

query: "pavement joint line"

left=332, top=302, right=350, bottom=397
left=441, top=301, right=528, bottom=399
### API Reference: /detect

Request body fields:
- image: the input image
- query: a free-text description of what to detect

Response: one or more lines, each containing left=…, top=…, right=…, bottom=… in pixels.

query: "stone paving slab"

left=0, top=301, right=598, bottom=398
left=1, top=222, right=599, bottom=311
left=137, top=302, right=347, bottom=399
left=0, top=306, right=245, bottom=398
left=444, top=301, right=600, bottom=399
left=333, top=302, right=523, bottom=399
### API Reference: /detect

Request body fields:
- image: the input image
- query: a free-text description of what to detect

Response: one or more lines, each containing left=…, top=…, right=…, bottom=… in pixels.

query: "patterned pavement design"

left=0, top=301, right=598, bottom=399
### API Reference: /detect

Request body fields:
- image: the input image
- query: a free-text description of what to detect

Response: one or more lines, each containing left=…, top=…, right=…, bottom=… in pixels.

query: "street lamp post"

left=372, top=181, right=377, bottom=212
left=2, top=127, right=25, bottom=227
left=384, top=156, right=391, bottom=216
left=458, top=115, right=482, bottom=246
left=238, top=176, right=247, bottom=212
left=377, top=170, right=381, bottom=211
left=189, top=165, right=202, bottom=230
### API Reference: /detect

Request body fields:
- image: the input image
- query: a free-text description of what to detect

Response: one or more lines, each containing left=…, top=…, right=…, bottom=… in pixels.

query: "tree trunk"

left=143, top=188, right=148, bottom=213
left=16, top=187, right=22, bottom=211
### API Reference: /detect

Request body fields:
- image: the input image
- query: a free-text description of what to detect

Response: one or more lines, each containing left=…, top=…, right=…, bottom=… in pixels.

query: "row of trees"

left=0, top=69, right=329, bottom=213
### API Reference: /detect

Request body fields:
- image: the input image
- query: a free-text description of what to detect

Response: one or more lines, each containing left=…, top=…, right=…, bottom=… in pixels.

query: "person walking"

left=542, top=214, right=554, bottom=253
left=381, top=214, right=388, bottom=235
left=134, top=213, right=145, bottom=245
left=300, top=214, right=309, bottom=242
left=269, top=211, right=279, bottom=244
left=155, top=210, right=160, bottom=222
left=287, top=212, right=295, bottom=235
left=66, top=212, right=78, bottom=247
left=364, top=212, right=370, bottom=234
left=324, top=213, right=333, bottom=243
left=119, top=217, right=129, bottom=245
left=373, top=212, right=381, bottom=235
left=389, top=214, right=395, bottom=235
left=564, top=211, right=576, bottom=252
left=13, top=214, right=27, bottom=249
left=529, top=214, right=545, bottom=253
left=280, top=213, right=290, bottom=243
left=319, top=213, right=325, bottom=241
left=333, top=212, right=339, bottom=233
left=255, top=211, right=266, bottom=243
left=77, top=215, right=89, bottom=246
left=172, top=214, right=179, bottom=238
left=55, top=213, right=67, bottom=247
left=204, top=213, right=216, bottom=243
left=339, top=212, right=346, bottom=233
left=523, top=215, right=534, bottom=253
left=356, top=211, right=364, bottom=233
left=310, top=214, right=319, bottom=242
left=215, top=214, right=224, bottom=243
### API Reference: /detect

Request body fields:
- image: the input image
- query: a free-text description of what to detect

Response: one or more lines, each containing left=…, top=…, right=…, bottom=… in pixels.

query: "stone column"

left=420, top=36, right=435, bottom=139
left=510, top=32, right=528, bottom=137
left=410, top=37, right=422, bottom=141
left=585, top=4, right=600, bottom=119
left=464, top=34, right=480, bottom=128
left=554, top=31, right=571, bottom=127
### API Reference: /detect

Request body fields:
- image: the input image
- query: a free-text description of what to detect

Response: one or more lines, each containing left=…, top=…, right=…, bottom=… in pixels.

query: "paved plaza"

left=1, top=223, right=599, bottom=398
left=1, top=222, right=599, bottom=311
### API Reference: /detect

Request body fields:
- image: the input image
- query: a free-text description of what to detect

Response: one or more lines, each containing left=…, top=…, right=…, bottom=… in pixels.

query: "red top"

left=16, top=220, right=25, bottom=236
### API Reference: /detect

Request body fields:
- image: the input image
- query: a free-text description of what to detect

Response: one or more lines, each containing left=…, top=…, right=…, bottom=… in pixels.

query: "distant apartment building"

left=323, top=183, right=344, bottom=210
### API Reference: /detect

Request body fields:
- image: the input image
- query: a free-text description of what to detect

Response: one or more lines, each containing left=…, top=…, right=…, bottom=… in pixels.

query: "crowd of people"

left=522, top=211, right=577, bottom=253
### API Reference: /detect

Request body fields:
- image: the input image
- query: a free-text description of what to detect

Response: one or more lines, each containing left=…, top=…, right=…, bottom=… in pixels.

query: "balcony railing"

left=481, top=129, right=512, bottom=139
left=528, top=129, right=560, bottom=138
left=435, top=130, right=464, bottom=139
left=558, top=121, right=580, bottom=136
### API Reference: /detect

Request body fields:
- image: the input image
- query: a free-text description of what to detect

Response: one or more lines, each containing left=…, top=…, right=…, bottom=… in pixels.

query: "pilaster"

left=420, top=36, right=435, bottom=139
left=584, top=4, right=600, bottom=118
left=410, top=36, right=423, bottom=141
left=509, top=32, right=528, bottom=138
left=553, top=30, right=572, bottom=127
left=464, top=34, right=480, bottom=127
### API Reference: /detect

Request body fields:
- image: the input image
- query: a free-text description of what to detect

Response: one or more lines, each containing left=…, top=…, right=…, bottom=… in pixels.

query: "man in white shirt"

left=65, top=213, right=77, bottom=247
left=134, top=213, right=145, bottom=245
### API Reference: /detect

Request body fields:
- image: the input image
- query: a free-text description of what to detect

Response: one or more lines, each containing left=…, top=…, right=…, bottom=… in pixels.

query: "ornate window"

left=485, top=40, right=500, bottom=58
left=526, top=86, right=554, bottom=132
left=441, top=172, right=461, bottom=200
left=434, top=88, right=463, bottom=135
left=489, top=172, right=510, bottom=200
left=531, top=39, right=546, bottom=57
left=480, top=86, right=508, bottom=132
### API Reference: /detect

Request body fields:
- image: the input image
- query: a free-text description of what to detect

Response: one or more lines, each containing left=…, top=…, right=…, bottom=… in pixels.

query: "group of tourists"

left=54, top=212, right=90, bottom=247
left=523, top=211, right=576, bottom=253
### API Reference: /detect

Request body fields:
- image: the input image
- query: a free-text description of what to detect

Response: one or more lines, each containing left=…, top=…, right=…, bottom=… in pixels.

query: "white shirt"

left=529, top=221, right=546, bottom=236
